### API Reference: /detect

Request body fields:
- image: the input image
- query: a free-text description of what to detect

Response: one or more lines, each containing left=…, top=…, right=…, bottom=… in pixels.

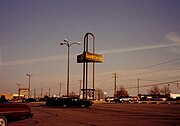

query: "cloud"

left=166, top=32, right=180, bottom=54
left=166, top=32, right=180, bottom=44
left=1, top=54, right=67, bottom=67
left=100, top=43, right=180, bottom=55
left=100, top=33, right=180, bottom=55
left=1, top=43, right=180, bottom=67
left=168, top=46, right=180, bottom=54
left=1, top=33, right=180, bottom=67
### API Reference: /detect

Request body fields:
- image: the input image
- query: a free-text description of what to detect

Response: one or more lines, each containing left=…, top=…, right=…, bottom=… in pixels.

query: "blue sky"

left=0, top=0, right=180, bottom=96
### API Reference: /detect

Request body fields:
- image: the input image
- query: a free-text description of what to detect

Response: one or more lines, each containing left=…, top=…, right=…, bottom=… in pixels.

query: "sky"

left=0, top=0, right=180, bottom=97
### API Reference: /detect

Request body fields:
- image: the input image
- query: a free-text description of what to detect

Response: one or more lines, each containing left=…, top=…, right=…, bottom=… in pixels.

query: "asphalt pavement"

left=9, top=102, right=180, bottom=126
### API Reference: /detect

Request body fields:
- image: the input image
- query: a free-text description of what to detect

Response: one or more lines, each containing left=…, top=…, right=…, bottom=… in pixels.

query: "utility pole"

left=34, top=88, right=36, bottom=98
left=59, top=83, right=62, bottom=97
left=17, top=83, right=21, bottom=100
left=79, top=80, right=82, bottom=97
left=137, top=78, right=140, bottom=95
left=112, top=73, right=119, bottom=98
left=41, top=88, right=43, bottom=98
left=26, top=74, right=34, bottom=98
left=49, top=87, right=51, bottom=97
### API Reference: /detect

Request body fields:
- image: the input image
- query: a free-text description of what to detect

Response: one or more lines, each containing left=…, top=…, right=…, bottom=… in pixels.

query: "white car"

left=105, top=97, right=115, bottom=102
left=114, top=97, right=132, bottom=103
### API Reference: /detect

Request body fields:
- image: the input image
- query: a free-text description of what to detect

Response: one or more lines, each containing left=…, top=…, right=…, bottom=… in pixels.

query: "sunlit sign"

left=77, top=52, right=103, bottom=63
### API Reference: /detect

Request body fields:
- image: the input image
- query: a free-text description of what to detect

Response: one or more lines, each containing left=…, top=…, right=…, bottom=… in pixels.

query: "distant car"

left=114, top=97, right=132, bottom=103
left=105, top=97, right=115, bottom=102
left=46, top=97, right=94, bottom=108
left=24, top=98, right=38, bottom=102
left=151, top=97, right=167, bottom=101
left=38, top=98, right=46, bottom=102
left=0, top=98, right=33, bottom=126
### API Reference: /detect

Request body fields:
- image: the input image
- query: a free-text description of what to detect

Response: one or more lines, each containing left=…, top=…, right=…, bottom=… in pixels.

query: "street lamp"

left=26, top=74, right=34, bottom=98
left=60, top=39, right=81, bottom=97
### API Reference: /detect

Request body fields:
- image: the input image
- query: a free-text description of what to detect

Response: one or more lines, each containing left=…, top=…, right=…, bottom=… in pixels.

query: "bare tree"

left=147, top=86, right=161, bottom=95
left=116, top=85, right=129, bottom=97
left=161, top=85, right=171, bottom=95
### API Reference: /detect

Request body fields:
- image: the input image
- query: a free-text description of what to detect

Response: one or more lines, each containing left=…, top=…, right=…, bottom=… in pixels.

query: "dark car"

left=24, top=98, right=38, bottom=102
left=45, top=97, right=63, bottom=106
left=46, top=97, right=94, bottom=108
left=0, top=98, right=33, bottom=126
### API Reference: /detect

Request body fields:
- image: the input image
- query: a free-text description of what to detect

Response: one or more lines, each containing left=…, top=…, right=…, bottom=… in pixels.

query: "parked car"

left=46, top=97, right=94, bottom=108
left=0, top=98, right=33, bottom=126
left=151, top=96, right=167, bottom=101
left=24, top=98, right=38, bottom=102
left=105, top=97, right=115, bottom=102
left=114, top=97, right=132, bottom=103
left=45, top=97, right=63, bottom=106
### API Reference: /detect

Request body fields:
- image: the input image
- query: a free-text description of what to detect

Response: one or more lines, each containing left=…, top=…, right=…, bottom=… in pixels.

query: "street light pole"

left=60, top=39, right=81, bottom=97
left=26, top=74, right=34, bottom=98
left=67, top=45, right=70, bottom=97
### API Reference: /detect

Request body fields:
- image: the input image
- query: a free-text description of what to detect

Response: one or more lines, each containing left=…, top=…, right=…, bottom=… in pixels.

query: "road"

left=9, top=103, right=180, bottom=126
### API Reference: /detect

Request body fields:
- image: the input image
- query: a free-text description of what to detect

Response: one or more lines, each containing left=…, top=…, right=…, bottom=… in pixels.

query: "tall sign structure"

left=77, top=33, right=103, bottom=100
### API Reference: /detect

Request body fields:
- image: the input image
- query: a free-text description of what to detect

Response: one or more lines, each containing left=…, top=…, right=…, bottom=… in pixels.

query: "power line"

left=130, top=57, right=180, bottom=71
left=126, top=79, right=180, bottom=89
left=139, top=78, right=157, bottom=82
left=117, top=57, right=180, bottom=78
left=119, top=63, right=180, bottom=78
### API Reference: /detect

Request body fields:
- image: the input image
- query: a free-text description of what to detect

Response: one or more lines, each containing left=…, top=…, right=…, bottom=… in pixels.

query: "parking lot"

left=9, top=103, right=180, bottom=126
